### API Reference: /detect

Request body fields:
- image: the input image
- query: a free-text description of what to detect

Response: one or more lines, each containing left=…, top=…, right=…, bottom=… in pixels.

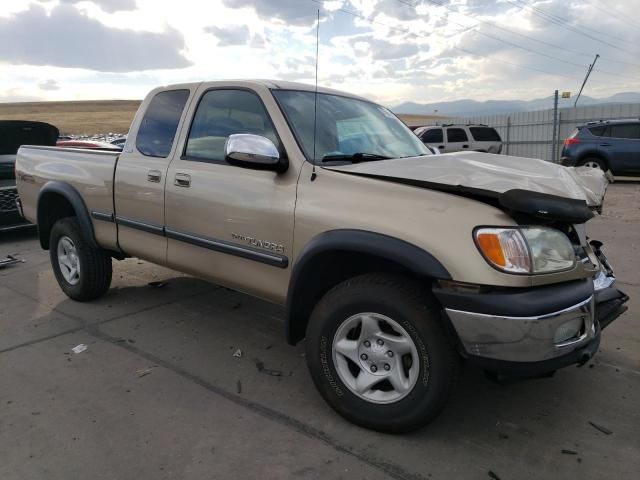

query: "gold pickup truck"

left=15, top=80, right=628, bottom=433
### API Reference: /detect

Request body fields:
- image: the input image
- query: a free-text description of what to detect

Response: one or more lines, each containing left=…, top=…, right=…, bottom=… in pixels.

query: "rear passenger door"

left=113, top=88, right=193, bottom=264
left=468, top=126, right=502, bottom=153
left=602, top=124, right=640, bottom=174
left=444, top=127, right=470, bottom=153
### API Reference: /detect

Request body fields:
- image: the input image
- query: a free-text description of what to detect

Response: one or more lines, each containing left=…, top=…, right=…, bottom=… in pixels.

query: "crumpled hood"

left=324, top=151, right=608, bottom=207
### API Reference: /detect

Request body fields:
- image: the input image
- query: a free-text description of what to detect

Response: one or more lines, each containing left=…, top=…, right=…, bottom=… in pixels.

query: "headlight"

left=475, top=227, right=575, bottom=274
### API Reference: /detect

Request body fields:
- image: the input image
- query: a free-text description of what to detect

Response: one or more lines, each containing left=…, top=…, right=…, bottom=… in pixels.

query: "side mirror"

left=224, top=134, right=287, bottom=172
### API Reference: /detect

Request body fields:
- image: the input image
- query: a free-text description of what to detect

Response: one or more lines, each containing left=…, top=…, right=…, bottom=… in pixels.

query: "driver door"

left=164, top=86, right=297, bottom=303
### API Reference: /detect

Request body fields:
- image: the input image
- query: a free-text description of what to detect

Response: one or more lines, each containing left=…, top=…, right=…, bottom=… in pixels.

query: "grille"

left=0, top=187, right=18, bottom=213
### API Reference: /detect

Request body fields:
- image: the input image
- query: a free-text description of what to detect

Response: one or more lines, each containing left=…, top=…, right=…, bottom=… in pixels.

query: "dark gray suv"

left=560, top=119, right=640, bottom=175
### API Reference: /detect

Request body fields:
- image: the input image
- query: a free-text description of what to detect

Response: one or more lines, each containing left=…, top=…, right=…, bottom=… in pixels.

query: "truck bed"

left=16, top=146, right=120, bottom=249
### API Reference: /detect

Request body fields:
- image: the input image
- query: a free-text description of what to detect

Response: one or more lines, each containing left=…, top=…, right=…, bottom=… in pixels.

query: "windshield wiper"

left=321, top=152, right=392, bottom=163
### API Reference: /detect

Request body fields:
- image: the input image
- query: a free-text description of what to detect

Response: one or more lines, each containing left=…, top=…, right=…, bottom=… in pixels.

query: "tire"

left=49, top=216, right=112, bottom=301
left=305, top=273, right=458, bottom=433
left=577, top=157, right=606, bottom=171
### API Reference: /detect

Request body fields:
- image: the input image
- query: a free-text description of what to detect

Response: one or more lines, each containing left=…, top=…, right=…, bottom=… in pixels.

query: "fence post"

left=505, top=116, right=511, bottom=155
left=551, top=90, right=559, bottom=163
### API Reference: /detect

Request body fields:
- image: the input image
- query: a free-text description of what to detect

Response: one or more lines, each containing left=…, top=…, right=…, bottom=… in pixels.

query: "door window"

left=136, top=89, right=190, bottom=158
left=446, top=128, right=468, bottom=143
left=421, top=128, right=443, bottom=143
left=184, top=89, right=280, bottom=163
left=608, top=124, right=640, bottom=140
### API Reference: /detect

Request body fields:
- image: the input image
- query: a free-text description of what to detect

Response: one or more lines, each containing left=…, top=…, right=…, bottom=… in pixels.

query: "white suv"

left=415, top=124, right=502, bottom=154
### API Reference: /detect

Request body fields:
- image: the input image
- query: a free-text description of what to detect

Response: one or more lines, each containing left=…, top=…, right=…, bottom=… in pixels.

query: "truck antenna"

left=311, top=8, right=320, bottom=182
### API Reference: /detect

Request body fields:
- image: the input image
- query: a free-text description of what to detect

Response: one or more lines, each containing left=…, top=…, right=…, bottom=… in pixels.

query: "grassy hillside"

left=0, top=100, right=141, bottom=135
left=0, top=99, right=445, bottom=136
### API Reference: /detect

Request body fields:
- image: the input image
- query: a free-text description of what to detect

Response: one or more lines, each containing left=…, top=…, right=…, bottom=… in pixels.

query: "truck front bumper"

left=435, top=278, right=628, bottom=376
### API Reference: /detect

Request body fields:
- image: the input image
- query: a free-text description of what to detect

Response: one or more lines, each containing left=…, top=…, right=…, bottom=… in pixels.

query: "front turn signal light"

left=475, top=228, right=531, bottom=273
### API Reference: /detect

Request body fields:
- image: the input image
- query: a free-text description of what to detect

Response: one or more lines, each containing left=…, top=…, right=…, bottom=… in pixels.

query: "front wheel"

left=49, top=217, right=112, bottom=301
left=305, top=274, right=458, bottom=433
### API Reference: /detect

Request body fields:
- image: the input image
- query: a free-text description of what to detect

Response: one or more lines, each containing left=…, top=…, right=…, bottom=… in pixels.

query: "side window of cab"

left=136, top=89, right=190, bottom=157
left=183, top=89, right=281, bottom=163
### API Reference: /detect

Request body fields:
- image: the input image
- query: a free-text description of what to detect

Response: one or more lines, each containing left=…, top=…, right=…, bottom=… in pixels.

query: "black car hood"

left=0, top=120, right=59, bottom=180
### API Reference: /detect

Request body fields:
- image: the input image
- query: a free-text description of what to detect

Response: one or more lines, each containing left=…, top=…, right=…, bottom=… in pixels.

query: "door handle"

left=147, top=170, right=162, bottom=183
left=599, top=143, right=611, bottom=147
left=438, top=145, right=445, bottom=149
left=174, top=173, right=191, bottom=188
left=462, top=144, right=469, bottom=148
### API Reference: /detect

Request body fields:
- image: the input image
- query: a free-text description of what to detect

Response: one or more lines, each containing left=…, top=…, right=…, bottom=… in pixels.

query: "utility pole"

left=574, top=54, right=600, bottom=108
left=552, top=90, right=559, bottom=163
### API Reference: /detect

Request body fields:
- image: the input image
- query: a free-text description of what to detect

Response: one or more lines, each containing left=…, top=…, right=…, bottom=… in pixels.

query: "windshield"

left=272, top=90, right=431, bottom=163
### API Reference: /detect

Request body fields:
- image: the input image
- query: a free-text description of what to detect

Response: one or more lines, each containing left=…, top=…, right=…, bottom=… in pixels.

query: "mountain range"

left=393, top=92, right=640, bottom=117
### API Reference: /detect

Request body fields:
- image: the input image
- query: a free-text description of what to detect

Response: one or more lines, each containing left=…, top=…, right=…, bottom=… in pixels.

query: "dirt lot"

left=0, top=100, right=140, bottom=135
left=0, top=184, right=638, bottom=480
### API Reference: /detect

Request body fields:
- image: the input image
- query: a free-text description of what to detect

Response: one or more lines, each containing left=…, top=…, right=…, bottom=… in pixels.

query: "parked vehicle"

left=110, top=137, right=127, bottom=149
left=415, top=124, right=502, bottom=154
left=1, top=120, right=58, bottom=232
left=56, top=140, right=121, bottom=150
left=561, top=119, right=640, bottom=175
left=16, top=80, right=627, bottom=433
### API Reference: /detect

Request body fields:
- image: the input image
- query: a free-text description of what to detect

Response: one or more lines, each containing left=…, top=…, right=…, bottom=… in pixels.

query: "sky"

left=1, top=0, right=639, bottom=107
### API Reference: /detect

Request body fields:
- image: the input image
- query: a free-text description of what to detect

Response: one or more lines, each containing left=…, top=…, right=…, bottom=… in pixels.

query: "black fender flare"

left=285, top=229, right=451, bottom=344
left=37, top=181, right=97, bottom=249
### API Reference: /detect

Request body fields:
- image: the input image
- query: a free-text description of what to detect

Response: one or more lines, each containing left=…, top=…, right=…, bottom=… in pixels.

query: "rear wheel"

left=578, top=157, right=606, bottom=171
left=49, top=217, right=112, bottom=301
left=305, top=273, right=458, bottom=433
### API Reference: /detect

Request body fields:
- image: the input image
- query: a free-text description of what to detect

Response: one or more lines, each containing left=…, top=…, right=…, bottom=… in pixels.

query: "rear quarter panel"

left=15, top=146, right=119, bottom=250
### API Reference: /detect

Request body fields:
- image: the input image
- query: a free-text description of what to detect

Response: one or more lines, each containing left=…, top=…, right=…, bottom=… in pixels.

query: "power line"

left=393, top=0, right=640, bottom=82
left=407, top=0, right=640, bottom=70
left=505, top=0, right=638, bottom=55
left=309, top=0, right=581, bottom=81
left=515, top=0, right=627, bottom=42
left=587, top=0, right=640, bottom=31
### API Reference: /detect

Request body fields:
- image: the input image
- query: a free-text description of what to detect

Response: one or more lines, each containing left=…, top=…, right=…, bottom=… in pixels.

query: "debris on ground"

left=488, top=470, right=501, bottom=480
left=0, top=254, right=25, bottom=270
left=136, top=367, right=154, bottom=378
left=232, top=349, right=242, bottom=358
left=71, top=344, right=88, bottom=354
left=588, top=421, right=613, bottom=435
left=148, top=281, right=167, bottom=288
left=265, top=344, right=272, bottom=350
left=254, top=359, right=283, bottom=377
left=232, top=302, right=242, bottom=309
left=236, top=380, right=242, bottom=394
left=561, top=449, right=578, bottom=455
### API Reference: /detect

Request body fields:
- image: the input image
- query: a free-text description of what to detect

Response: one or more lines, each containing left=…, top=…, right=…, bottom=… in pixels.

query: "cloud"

left=0, top=4, right=191, bottom=72
left=38, top=79, right=60, bottom=91
left=57, top=0, right=137, bottom=13
left=205, top=25, right=250, bottom=46
left=222, top=0, right=318, bottom=26
left=349, top=35, right=420, bottom=60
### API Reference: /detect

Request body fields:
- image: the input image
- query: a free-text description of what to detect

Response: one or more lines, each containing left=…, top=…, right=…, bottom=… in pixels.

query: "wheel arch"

left=37, top=181, right=97, bottom=250
left=285, top=229, right=451, bottom=345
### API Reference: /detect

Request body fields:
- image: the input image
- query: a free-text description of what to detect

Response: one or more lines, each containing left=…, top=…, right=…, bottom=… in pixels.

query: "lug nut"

left=360, top=353, right=368, bottom=360
left=370, top=365, right=378, bottom=373
left=376, top=339, right=384, bottom=346
left=384, top=364, right=391, bottom=371
left=387, top=350, right=394, bottom=357
left=363, top=340, right=371, bottom=347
